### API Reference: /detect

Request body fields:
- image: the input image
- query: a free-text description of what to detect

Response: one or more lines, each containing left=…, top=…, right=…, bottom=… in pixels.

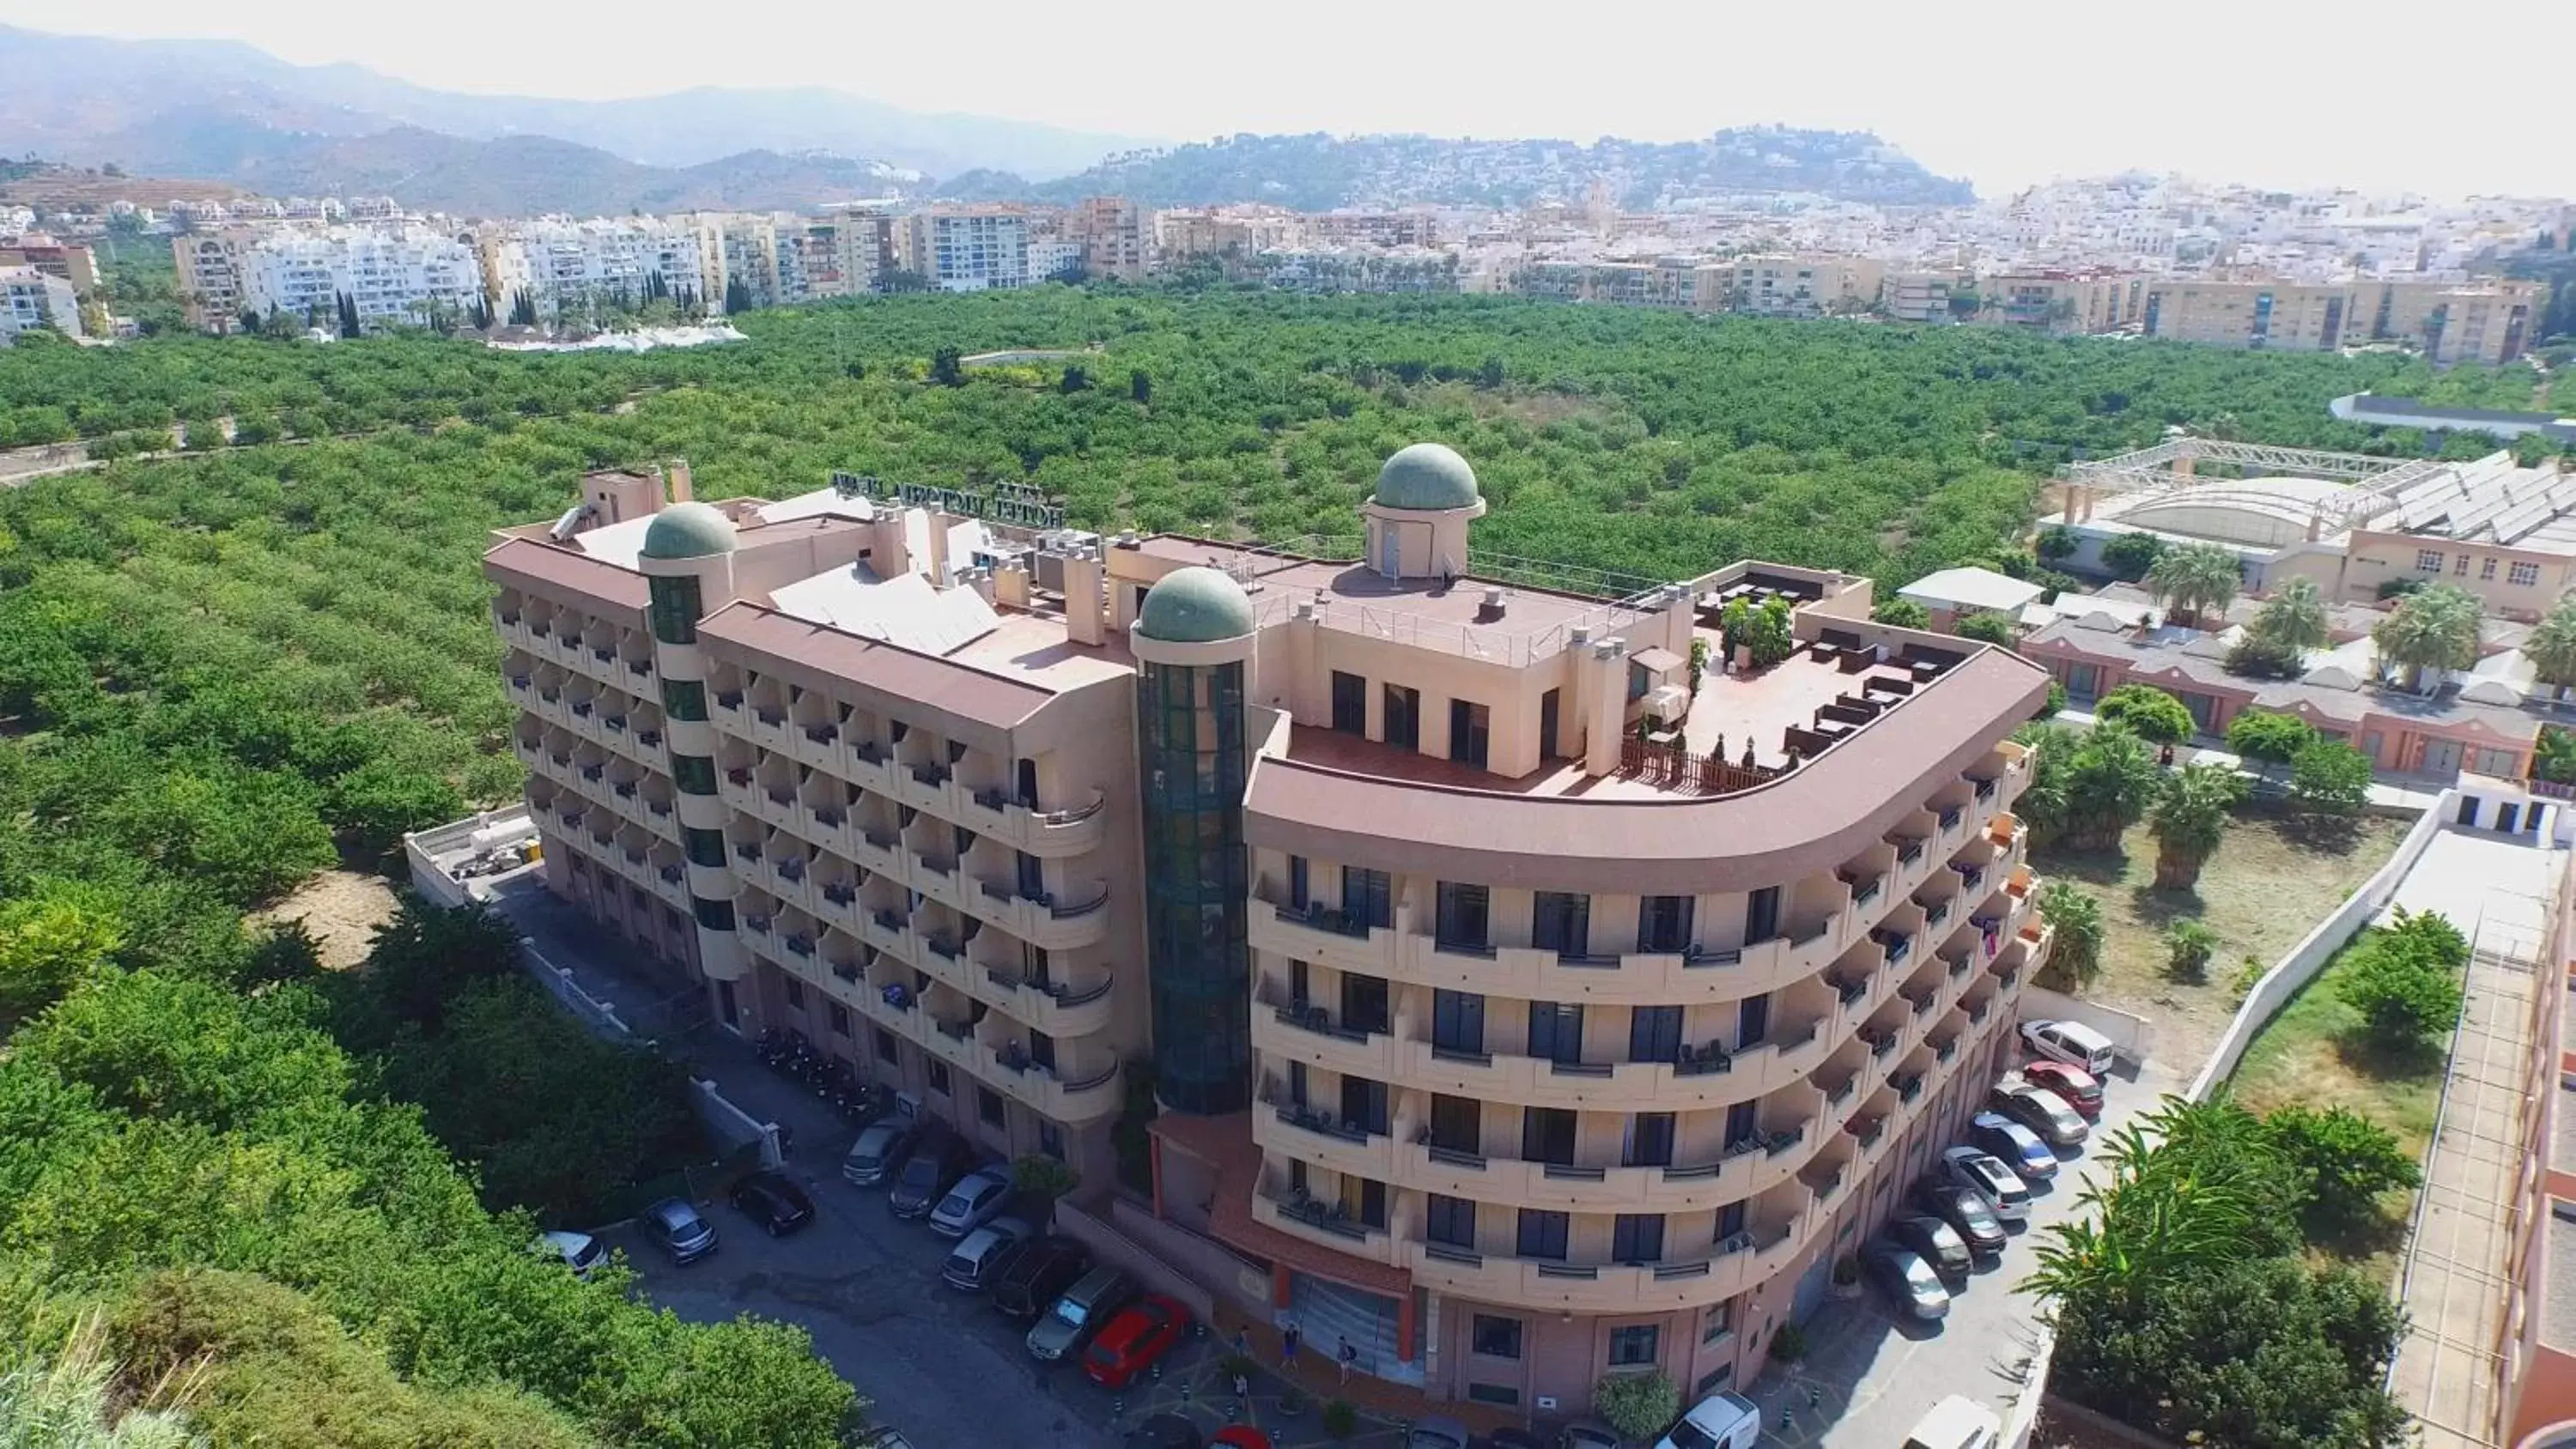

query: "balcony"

left=980, top=965, right=1115, bottom=1038
left=961, top=785, right=1110, bottom=859
left=1254, top=1185, right=1398, bottom=1264
left=986, top=1050, right=1122, bottom=1123
left=1254, top=1096, right=1396, bottom=1181
left=1251, top=995, right=1397, bottom=1081
left=1400, top=1112, right=1818, bottom=1213
left=1249, top=899, right=1397, bottom=975
left=1396, top=930, right=1825, bottom=1003
left=1390, top=1016, right=1826, bottom=1112
left=1404, top=1217, right=1803, bottom=1313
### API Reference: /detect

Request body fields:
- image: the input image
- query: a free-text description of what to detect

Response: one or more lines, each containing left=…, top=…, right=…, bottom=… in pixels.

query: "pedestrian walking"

left=1232, top=1371, right=1251, bottom=1410
left=1233, top=1328, right=1250, bottom=1361
left=1337, top=1336, right=1358, bottom=1385
left=1280, top=1321, right=1302, bottom=1373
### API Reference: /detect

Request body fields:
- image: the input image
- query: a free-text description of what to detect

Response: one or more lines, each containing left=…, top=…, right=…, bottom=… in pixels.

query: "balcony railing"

left=1273, top=901, right=1376, bottom=939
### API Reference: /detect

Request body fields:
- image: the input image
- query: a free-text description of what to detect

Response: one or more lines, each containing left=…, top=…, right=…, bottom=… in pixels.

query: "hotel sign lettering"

left=830, top=471, right=1064, bottom=530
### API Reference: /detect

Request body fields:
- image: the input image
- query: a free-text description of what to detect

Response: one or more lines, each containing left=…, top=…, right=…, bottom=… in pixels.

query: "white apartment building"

left=0, top=265, right=83, bottom=343
left=1025, top=238, right=1082, bottom=282
left=687, top=214, right=781, bottom=312
left=906, top=209, right=1032, bottom=292
left=487, top=217, right=708, bottom=318
left=236, top=224, right=485, bottom=330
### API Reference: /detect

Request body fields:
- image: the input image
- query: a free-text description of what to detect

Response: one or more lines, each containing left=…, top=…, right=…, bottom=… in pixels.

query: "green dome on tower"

left=638, top=502, right=738, bottom=561
left=1373, top=442, right=1480, bottom=511
left=1135, top=566, right=1256, bottom=644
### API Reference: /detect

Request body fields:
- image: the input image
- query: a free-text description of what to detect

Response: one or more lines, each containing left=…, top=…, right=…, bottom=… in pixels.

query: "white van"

left=1903, top=1395, right=2001, bottom=1449
left=1654, top=1390, right=1761, bottom=1449
left=2020, top=1018, right=2116, bottom=1077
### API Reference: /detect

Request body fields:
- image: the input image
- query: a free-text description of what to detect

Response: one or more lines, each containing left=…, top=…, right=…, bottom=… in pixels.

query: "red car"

left=2020, top=1059, right=2104, bottom=1120
left=1080, top=1294, right=1192, bottom=1388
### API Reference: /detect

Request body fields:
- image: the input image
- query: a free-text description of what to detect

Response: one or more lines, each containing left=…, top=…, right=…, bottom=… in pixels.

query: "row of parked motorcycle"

left=755, top=1027, right=892, bottom=1126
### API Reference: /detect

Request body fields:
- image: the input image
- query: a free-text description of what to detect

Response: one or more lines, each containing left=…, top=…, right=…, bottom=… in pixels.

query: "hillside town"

left=3, top=172, right=2569, bottom=362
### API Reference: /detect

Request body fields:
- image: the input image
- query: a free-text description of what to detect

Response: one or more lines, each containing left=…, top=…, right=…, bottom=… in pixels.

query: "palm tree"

left=2372, top=584, right=2481, bottom=691
left=2145, top=543, right=2243, bottom=627
left=2248, top=576, right=2330, bottom=653
left=2526, top=593, right=2576, bottom=702
left=2148, top=762, right=2245, bottom=890
left=2033, top=881, right=2105, bottom=990
left=2060, top=724, right=2164, bottom=850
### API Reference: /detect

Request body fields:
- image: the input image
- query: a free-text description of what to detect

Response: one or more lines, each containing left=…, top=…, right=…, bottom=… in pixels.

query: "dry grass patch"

left=2032, top=804, right=2412, bottom=1071
left=251, top=869, right=403, bottom=970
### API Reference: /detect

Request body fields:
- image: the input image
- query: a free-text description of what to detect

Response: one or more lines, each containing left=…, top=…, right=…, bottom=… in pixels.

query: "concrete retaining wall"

left=2184, top=792, right=2452, bottom=1100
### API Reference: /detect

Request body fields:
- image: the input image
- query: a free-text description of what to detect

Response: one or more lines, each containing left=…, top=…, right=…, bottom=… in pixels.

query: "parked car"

left=1968, top=1112, right=2058, bottom=1181
left=643, top=1197, right=719, bottom=1264
left=1887, top=1213, right=1972, bottom=1282
left=2016, top=1060, right=2104, bottom=1120
left=1081, top=1294, right=1192, bottom=1388
left=535, top=1229, right=606, bottom=1278
left=1123, top=1416, right=1202, bottom=1449
left=1905, top=1394, right=2003, bottom=1449
left=1989, top=1081, right=2088, bottom=1148
left=842, top=1119, right=924, bottom=1188
left=942, top=1216, right=1033, bottom=1291
left=1940, top=1147, right=2031, bottom=1223
left=1651, top=1391, right=1763, bottom=1449
left=1864, top=1241, right=1953, bottom=1320
left=1487, top=1429, right=1616, bottom=1449
left=928, top=1165, right=1015, bottom=1239
left=991, top=1236, right=1093, bottom=1319
left=888, top=1139, right=976, bottom=1220
left=1911, top=1179, right=2008, bottom=1257
left=1026, top=1265, right=1138, bottom=1361
left=728, top=1170, right=816, bottom=1236
left=2020, top=1018, right=2116, bottom=1076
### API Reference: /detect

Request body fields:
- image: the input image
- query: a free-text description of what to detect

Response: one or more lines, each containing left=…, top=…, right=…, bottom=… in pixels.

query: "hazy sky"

left=12, top=0, right=2574, bottom=197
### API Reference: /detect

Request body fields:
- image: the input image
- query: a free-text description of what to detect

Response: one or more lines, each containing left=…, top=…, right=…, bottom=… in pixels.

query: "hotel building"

left=484, top=444, right=2053, bottom=1416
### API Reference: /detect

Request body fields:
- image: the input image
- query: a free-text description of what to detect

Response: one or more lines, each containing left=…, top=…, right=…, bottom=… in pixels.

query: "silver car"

left=1940, top=1146, right=2031, bottom=1223
left=1863, top=1241, right=1953, bottom=1320
left=927, top=1166, right=1012, bottom=1239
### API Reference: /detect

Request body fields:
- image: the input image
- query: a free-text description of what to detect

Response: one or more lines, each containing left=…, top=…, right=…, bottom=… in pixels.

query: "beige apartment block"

left=1977, top=270, right=2146, bottom=332
left=2141, top=276, right=2541, bottom=362
left=486, top=444, right=2054, bottom=1418
left=173, top=231, right=250, bottom=331
left=1067, top=197, right=1154, bottom=282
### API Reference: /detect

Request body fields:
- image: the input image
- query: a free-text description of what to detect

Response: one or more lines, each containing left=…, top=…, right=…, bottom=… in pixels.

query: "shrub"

left=2289, top=740, right=2373, bottom=814
left=2337, top=936, right=2464, bottom=1050
left=1957, top=611, right=2016, bottom=646
left=1593, top=1371, right=1681, bottom=1443
left=1321, top=1400, right=1358, bottom=1440
left=2165, top=920, right=2219, bottom=983
left=2225, top=710, right=2316, bottom=769
left=2094, top=683, right=2195, bottom=744
left=2223, top=634, right=2307, bottom=678
left=2100, top=532, right=2166, bottom=581
left=1872, top=597, right=1930, bottom=629
left=2262, top=1105, right=2421, bottom=1229
left=1768, top=1322, right=1808, bottom=1363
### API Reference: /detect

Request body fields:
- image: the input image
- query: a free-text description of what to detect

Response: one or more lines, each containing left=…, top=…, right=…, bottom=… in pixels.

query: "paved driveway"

left=1744, top=1054, right=2186, bottom=1448
left=614, top=1150, right=1122, bottom=1449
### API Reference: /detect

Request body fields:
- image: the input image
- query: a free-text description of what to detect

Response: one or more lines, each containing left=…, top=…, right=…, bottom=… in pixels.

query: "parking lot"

left=1743, top=1052, right=2186, bottom=1448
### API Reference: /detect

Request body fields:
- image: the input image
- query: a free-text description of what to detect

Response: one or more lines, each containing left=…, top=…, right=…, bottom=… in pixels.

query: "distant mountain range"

left=943, top=129, right=1978, bottom=211
left=0, top=24, right=1150, bottom=215
left=0, top=25, right=1974, bottom=217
